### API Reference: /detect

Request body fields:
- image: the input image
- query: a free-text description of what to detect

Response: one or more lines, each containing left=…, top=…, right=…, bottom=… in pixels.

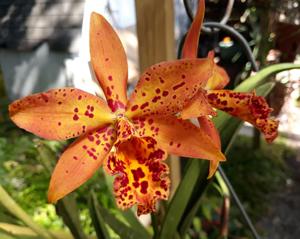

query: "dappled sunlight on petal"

left=9, top=88, right=114, bottom=140
left=126, top=58, right=213, bottom=118
left=104, top=137, right=169, bottom=216
left=133, top=115, right=226, bottom=163
left=207, top=90, right=279, bottom=142
left=90, top=12, right=128, bottom=112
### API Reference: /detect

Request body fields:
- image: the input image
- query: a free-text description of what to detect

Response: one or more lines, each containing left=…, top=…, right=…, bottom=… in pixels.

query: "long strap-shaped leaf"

left=102, top=173, right=150, bottom=237
left=88, top=192, right=111, bottom=239
left=0, top=185, right=54, bottom=239
left=55, top=196, right=87, bottom=239
left=156, top=159, right=209, bottom=239
left=88, top=194, right=150, bottom=239
left=157, top=62, right=300, bottom=238
left=0, top=222, right=75, bottom=239
left=36, top=141, right=87, bottom=239
left=236, top=63, right=300, bottom=92
left=178, top=82, right=275, bottom=237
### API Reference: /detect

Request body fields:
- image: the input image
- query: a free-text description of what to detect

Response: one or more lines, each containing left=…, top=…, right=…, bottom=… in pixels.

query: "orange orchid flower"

left=9, top=12, right=225, bottom=215
left=180, top=0, right=279, bottom=176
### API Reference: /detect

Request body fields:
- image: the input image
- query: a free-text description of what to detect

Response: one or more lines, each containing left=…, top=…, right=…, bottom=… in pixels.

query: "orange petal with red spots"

left=115, top=117, right=136, bottom=145
left=9, top=88, right=114, bottom=140
left=133, top=116, right=226, bottom=162
left=104, top=137, right=169, bottom=216
left=205, top=64, right=230, bottom=90
left=181, top=89, right=216, bottom=119
left=48, top=125, right=116, bottom=203
left=198, top=116, right=221, bottom=178
left=207, top=90, right=279, bottom=142
left=90, top=12, right=128, bottom=112
left=182, top=0, right=205, bottom=58
left=125, top=58, right=213, bottom=118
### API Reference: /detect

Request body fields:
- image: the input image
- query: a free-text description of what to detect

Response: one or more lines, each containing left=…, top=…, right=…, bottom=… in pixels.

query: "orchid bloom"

left=9, top=12, right=226, bottom=215
left=179, top=0, right=279, bottom=176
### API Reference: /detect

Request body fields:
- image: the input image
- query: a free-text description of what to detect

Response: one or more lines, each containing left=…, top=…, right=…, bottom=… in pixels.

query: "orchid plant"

left=8, top=0, right=278, bottom=219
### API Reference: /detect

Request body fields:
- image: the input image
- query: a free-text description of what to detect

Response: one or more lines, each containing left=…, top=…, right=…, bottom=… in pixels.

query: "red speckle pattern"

left=207, top=90, right=279, bottom=142
left=9, top=88, right=114, bottom=141
left=132, top=115, right=226, bottom=163
left=48, top=125, right=116, bottom=203
left=125, top=58, right=213, bottom=118
left=104, top=137, right=169, bottom=216
left=115, top=117, right=136, bottom=144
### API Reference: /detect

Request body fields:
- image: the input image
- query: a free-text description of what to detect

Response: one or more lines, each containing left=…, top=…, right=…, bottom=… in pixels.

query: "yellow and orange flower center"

left=105, top=117, right=170, bottom=215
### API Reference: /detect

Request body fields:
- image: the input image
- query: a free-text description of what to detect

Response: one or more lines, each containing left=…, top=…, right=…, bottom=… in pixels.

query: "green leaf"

left=235, top=63, right=300, bottom=92
left=0, top=222, right=75, bottom=239
left=103, top=173, right=150, bottom=238
left=88, top=192, right=110, bottom=239
left=35, top=140, right=87, bottom=239
left=159, top=65, right=283, bottom=238
left=157, top=159, right=208, bottom=239
left=0, top=185, right=54, bottom=239
left=90, top=194, right=150, bottom=239
left=55, top=195, right=87, bottom=239
left=177, top=82, right=276, bottom=236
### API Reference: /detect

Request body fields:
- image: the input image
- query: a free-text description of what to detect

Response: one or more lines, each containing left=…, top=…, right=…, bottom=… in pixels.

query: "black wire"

left=178, top=21, right=259, bottom=72
left=203, top=22, right=259, bottom=72
left=183, top=0, right=194, bottom=22
left=219, top=166, right=261, bottom=239
left=181, top=1, right=262, bottom=239
left=182, top=0, right=259, bottom=72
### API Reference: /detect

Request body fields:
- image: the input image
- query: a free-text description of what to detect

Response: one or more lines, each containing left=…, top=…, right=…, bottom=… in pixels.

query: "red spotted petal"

left=48, top=125, right=116, bottom=203
left=104, top=137, right=169, bottom=216
left=198, top=116, right=221, bottom=178
left=181, top=89, right=216, bottom=119
left=182, top=0, right=205, bottom=58
left=90, top=12, right=128, bottom=112
left=115, top=117, right=136, bottom=144
left=207, top=90, right=279, bottom=142
left=205, top=64, right=230, bottom=90
left=132, top=116, right=226, bottom=162
left=125, top=58, right=213, bottom=118
left=9, top=88, right=114, bottom=140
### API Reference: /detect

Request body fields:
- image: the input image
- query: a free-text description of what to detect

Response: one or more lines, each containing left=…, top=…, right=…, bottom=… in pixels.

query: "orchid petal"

left=9, top=88, right=114, bottom=140
left=104, top=137, right=169, bottom=216
left=198, top=116, right=221, bottom=178
left=205, top=64, right=230, bottom=90
left=133, top=116, right=226, bottom=162
left=126, top=58, right=213, bottom=118
left=198, top=116, right=221, bottom=149
left=48, top=125, right=116, bottom=203
left=181, top=89, right=216, bottom=119
left=90, top=12, right=128, bottom=112
left=182, top=0, right=205, bottom=58
left=115, top=117, right=136, bottom=144
left=207, top=90, right=279, bottom=142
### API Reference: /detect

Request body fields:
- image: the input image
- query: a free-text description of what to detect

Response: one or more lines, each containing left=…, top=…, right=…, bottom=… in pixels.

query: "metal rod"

left=183, top=0, right=236, bottom=31
left=218, top=166, right=261, bottom=239
left=203, top=22, right=259, bottom=72
left=182, top=0, right=259, bottom=72
left=181, top=2, right=261, bottom=238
